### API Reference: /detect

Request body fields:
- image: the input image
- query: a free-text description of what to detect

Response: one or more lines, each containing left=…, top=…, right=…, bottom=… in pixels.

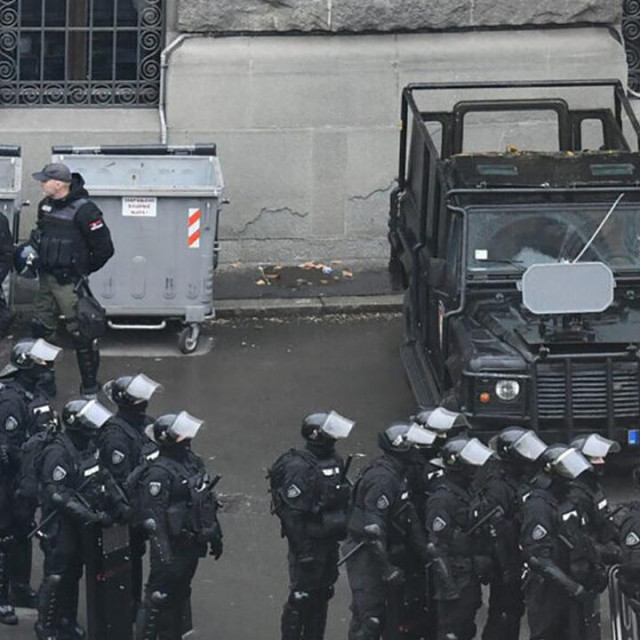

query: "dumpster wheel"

left=178, top=323, right=200, bottom=354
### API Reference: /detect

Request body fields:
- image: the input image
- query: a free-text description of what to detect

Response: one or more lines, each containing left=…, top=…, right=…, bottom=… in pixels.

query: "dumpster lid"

left=0, top=146, right=20, bottom=158
left=53, top=148, right=223, bottom=193
left=52, top=144, right=216, bottom=157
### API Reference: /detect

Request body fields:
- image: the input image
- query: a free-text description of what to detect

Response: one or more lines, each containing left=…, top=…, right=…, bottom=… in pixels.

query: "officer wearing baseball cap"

left=28, top=162, right=114, bottom=396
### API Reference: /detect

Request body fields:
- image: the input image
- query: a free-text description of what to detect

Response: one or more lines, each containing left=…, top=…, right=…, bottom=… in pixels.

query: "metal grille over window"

left=624, top=0, right=640, bottom=96
left=0, top=0, right=163, bottom=106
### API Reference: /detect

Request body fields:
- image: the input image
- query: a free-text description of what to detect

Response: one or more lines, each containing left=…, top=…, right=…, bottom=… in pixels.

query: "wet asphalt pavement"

left=4, top=311, right=637, bottom=639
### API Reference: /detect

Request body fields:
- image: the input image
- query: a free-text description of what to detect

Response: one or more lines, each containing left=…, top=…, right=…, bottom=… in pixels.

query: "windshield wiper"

left=571, top=193, right=625, bottom=263
left=474, top=258, right=526, bottom=272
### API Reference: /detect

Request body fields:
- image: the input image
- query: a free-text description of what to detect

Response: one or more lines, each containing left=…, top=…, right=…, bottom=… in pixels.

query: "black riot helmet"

left=13, top=242, right=40, bottom=279
left=378, top=421, right=436, bottom=454
left=541, top=444, right=593, bottom=480
left=413, top=407, right=470, bottom=438
left=62, top=398, right=113, bottom=432
left=5, top=338, right=61, bottom=372
left=103, top=373, right=163, bottom=408
left=489, top=427, right=547, bottom=465
left=379, top=422, right=413, bottom=454
left=570, top=433, right=621, bottom=464
left=145, top=411, right=204, bottom=446
left=301, top=411, right=354, bottom=442
left=439, top=436, right=494, bottom=471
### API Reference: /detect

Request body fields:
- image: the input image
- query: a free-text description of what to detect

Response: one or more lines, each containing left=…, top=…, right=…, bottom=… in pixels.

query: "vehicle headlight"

left=495, top=380, right=520, bottom=402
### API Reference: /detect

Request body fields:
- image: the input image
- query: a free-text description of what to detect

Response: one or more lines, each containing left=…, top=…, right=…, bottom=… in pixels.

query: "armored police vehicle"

left=389, top=80, right=640, bottom=449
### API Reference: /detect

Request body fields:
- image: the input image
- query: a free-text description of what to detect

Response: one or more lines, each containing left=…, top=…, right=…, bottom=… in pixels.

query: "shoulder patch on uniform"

left=376, top=494, right=390, bottom=510
left=89, top=219, right=104, bottom=231
left=52, top=465, right=67, bottom=482
left=111, top=449, right=126, bottom=465
left=286, top=484, right=302, bottom=499
left=531, top=524, right=548, bottom=541
left=4, top=416, right=18, bottom=431
left=432, top=516, right=447, bottom=532
left=626, top=531, right=640, bottom=547
left=148, top=481, right=162, bottom=496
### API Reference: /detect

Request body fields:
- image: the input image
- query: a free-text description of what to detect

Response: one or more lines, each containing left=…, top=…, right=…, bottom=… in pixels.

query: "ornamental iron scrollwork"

left=0, top=0, right=163, bottom=106
left=624, top=0, right=640, bottom=95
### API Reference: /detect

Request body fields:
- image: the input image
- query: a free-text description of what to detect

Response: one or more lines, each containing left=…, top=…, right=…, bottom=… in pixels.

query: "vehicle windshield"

left=467, top=203, right=640, bottom=273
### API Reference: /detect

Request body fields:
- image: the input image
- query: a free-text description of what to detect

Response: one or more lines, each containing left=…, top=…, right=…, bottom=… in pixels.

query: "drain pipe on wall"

left=159, top=33, right=206, bottom=144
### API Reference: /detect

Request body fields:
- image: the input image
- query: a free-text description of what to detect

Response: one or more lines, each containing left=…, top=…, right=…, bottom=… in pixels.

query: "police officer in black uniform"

left=520, top=444, right=594, bottom=640
left=100, top=373, right=162, bottom=614
left=269, top=411, right=355, bottom=640
left=345, top=422, right=433, bottom=640
left=425, top=435, right=495, bottom=640
left=480, top=427, right=548, bottom=640
left=0, top=338, right=61, bottom=624
left=30, top=162, right=114, bottom=396
left=35, top=397, right=120, bottom=640
left=0, top=207, right=13, bottom=336
left=569, top=433, right=620, bottom=555
left=137, top=411, right=223, bottom=640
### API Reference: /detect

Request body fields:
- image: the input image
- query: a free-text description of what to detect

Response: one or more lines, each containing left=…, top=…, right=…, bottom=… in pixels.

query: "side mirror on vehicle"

left=425, top=258, right=447, bottom=287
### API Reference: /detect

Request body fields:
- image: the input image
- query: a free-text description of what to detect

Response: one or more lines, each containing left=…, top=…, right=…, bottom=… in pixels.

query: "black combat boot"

left=58, top=581, right=85, bottom=639
left=0, top=551, right=18, bottom=625
left=9, top=537, right=37, bottom=608
left=136, top=591, right=167, bottom=640
left=35, top=574, right=62, bottom=639
left=281, top=591, right=309, bottom=640
left=75, top=344, right=100, bottom=396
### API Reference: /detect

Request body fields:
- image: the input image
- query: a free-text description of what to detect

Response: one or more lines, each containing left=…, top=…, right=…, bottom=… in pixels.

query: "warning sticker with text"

left=122, top=197, right=157, bottom=217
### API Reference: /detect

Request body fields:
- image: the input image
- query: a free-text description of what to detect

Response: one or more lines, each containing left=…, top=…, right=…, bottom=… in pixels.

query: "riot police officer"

left=30, top=162, right=114, bottom=396
left=0, top=338, right=61, bottom=623
left=345, top=422, right=433, bottom=640
left=569, top=433, right=620, bottom=552
left=137, top=412, right=223, bottom=640
left=100, top=373, right=162, bottom=614
left=424, top=435, right=495, bottom=640
left=35, top=397, right=120, bottom=640
left=269, top=411, right=355, bottom=640
left=0, top=207, right=13, bottom=337
left=480, top=427, right=548, bottom=640
left=520, top=444, right=594, bottom=640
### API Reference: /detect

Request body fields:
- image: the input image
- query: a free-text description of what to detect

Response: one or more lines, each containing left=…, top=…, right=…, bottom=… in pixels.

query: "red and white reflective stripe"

left=188, top=208, right=201, bottom=248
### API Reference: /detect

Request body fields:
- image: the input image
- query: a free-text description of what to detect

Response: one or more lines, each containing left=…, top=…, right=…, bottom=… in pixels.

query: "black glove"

left=0, top=443, right=9, bottom=470
left=209, top=535, right=223, bottom=560
left=92, top=511, right=113, bottom=528
left=570, top=583, right=591, bottom=603
left=382, top=565, right=405, bottom=587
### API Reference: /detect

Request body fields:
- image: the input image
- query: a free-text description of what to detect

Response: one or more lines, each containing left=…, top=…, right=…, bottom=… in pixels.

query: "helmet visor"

left=168, top=411, right=204, bottom=440
left=406, top=425, right=437, bottom=447
left=553, top=448, right=593, bottom=479
left=422, top=407, right=469, bottom=433
left=126, top=373, right=164, bottom=401
left=77, top=399, right=113, bottom=430
left=580, top=433, right=621, bottom=458
left=459, top=438, right=494, bottom=466
left=320, top=411, right=354, bottom=440
left=512, top=431, right=547, bottom=462
left=30, top=339, right=62, bottom=363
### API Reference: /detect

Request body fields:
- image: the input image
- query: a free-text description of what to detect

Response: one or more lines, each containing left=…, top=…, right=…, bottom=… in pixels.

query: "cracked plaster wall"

left=165, top=28, right=627, bottom=266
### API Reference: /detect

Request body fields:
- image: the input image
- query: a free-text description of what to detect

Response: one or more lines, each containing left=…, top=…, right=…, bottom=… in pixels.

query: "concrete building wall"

left=164, top=27, right=627, bottom=265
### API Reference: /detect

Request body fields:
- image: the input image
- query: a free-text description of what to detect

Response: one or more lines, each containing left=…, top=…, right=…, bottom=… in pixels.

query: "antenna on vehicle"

left=572, top=193, right=625, bottom=263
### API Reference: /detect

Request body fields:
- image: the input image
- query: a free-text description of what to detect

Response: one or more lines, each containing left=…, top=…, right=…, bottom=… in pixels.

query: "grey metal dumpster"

left=0, top=146, right=22, bottom=308
left=52, top=144, right=224, bottom=353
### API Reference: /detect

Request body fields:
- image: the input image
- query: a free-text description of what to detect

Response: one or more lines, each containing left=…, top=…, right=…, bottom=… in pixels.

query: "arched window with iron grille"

left=0, top=0, right=163, bottom=106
